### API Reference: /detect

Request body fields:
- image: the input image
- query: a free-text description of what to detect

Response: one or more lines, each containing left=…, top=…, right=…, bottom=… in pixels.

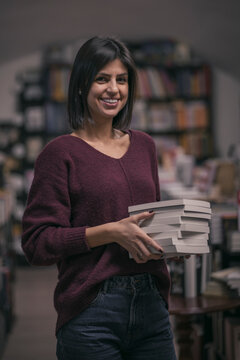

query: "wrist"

left=85, top=221, right=120, bottom=248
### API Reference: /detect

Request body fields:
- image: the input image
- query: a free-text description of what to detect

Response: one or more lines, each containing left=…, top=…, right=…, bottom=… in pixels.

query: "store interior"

left=1, top=1, right=240, bottom=359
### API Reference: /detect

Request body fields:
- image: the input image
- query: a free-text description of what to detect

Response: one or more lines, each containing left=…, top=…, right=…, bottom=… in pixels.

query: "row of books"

left=179, top=132, right=211, bottom=159
left=210, top=267, right=240, bottom=297
left=45, top=66, right=70, bottom=102
left=150, top=132, right=211, bottom=161
left=136, top=66, right=210, bottom=99
left=227, top=231, right=240, bottom=252
left=129, top=40, right=194, bottom=66
left=128, top=198, right=211, bottom=258
left=132, top=100, right=209, bottom=132
left=22, top=103, right=69, bottom=135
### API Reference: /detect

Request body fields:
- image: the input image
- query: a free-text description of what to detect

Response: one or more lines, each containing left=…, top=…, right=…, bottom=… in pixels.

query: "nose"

left=107, top=79, right=118, bottom=93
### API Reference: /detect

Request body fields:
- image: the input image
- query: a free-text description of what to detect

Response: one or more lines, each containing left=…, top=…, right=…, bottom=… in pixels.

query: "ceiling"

left=1, top=0, right=240, bottom=79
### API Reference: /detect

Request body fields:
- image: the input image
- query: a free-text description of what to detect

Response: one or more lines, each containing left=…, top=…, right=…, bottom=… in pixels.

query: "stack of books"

left=128, top=198, right=211, bottom=258
left=211, top=267, right=240, bottom=297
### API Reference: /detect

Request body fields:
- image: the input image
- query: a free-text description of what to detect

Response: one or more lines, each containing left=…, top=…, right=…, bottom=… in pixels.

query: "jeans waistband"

left=102, top=273, right=157, bottom=293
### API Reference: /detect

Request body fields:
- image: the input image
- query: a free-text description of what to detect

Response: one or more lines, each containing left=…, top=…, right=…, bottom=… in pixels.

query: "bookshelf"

left=0, top=190, right=15, bottom=357
left=11, top=51, right=72, bottom=260
left=170, top=295, right=240, bottom=360
left=127, top=39, right=214, bottom=162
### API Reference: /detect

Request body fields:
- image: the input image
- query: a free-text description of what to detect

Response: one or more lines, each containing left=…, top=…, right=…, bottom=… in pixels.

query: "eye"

left=95, top=76, right=108, bottom=83
left=117, top=76, right=128, bottom=84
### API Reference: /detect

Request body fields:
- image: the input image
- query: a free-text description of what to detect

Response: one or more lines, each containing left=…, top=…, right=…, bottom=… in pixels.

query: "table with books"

left=169, top=295, right=240, bottom=360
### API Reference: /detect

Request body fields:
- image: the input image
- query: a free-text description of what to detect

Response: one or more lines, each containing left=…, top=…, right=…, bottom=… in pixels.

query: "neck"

left=74, top=122, right=119, bottom=142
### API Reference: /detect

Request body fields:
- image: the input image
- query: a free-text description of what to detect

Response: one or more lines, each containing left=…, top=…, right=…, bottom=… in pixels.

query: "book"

left=142, top=223, right=210, bottom=234
left=152, top=244, right=209, bottom=255
left=150, top=232, right=208, bottom=241
left=224, top=317, right=240, bottom=360
left=128, top=198, right=211, bottom=214
left=211, top=267, right=240, bottom=295
left=128, top=199, right=211, bottom=258
left=153, top=236, right=208, bottom=247
left=140, top=214, right=209, bottom=227
left=145, top=209, right=211, bottom=220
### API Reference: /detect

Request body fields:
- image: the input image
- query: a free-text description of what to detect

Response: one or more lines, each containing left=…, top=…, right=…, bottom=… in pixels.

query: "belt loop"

left=148, top=273, right=155, bottom=290
left=103, top=278, right=109, bottom=293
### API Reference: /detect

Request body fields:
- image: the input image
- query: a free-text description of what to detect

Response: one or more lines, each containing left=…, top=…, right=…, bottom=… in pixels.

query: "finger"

left=145, top=235, right=164, bottom=253
left=133, top=251, right=148, bottom=264
left=131, top=211, right=155, bottom=224
left=135, top=240, right=153, bottom=260
left=149, top=253, right=165, bottom=260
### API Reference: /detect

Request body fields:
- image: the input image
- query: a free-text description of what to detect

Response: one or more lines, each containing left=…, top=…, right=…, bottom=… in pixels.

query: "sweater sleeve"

left=21, top=141, right=91, bottom=266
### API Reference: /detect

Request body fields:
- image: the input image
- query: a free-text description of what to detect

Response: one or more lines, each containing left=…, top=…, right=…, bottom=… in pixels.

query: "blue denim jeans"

left=56, top=273, right=177, bottom=360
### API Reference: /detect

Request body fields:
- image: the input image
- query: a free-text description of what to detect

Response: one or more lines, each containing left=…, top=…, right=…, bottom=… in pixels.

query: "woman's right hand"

left=114, top=212, right=164, bottom=263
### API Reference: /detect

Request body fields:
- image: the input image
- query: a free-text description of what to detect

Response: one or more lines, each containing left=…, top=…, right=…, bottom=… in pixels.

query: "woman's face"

left=87, top=59, right=129, bottom=123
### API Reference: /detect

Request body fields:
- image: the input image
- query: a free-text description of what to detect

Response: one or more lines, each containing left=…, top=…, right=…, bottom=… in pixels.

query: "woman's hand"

left=114, top=211, right=164, bottom=263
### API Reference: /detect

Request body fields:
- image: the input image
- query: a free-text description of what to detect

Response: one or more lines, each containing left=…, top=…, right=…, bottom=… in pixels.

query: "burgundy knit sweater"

left=22, top=129, right=170, bottom=334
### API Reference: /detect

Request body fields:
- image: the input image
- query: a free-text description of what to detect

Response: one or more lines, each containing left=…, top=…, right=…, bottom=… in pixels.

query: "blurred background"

left=0, top=1, right=240, bottom=359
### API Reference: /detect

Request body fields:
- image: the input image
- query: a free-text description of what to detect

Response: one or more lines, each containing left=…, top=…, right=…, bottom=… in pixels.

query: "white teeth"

left=102, top=99, right=118, bottom=103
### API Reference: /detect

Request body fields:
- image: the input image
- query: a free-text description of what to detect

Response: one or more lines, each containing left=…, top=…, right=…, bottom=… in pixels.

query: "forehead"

left=98, top=58, right=128, bottom=74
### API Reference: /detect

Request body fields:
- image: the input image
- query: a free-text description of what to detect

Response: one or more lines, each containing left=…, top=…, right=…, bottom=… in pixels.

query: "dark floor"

left=2, top=266, right=58, bottom=360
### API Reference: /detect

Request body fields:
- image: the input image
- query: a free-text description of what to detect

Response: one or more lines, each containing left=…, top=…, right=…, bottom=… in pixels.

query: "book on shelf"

left=203, top=280, right=236, bottom=298
left=145, top=67, right=166, bottom=98
left=224, top=317, right=240, bottom=360
left=211, top=267, right=240, bottom=296
left=226, top=231, right=240, bottom=252
left=148, top=103, right=176, bottom=131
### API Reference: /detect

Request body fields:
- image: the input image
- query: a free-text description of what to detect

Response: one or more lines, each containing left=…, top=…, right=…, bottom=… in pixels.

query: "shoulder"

left=35, top=135, right=74, bottom=165
left=129, top=129, right=156, bottom=149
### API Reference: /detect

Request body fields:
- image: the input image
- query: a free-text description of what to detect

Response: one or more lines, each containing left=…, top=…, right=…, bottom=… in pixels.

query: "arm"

left=86, top=211, right=164, bottom=263
left=21, top=144, right=90, bottom=266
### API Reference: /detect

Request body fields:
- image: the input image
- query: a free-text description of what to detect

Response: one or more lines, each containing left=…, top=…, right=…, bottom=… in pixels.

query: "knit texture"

left=22, top=129, right=171, bottom=334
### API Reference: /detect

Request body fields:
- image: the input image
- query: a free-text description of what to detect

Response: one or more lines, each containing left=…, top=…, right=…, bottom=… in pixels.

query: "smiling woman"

left=68, top=36, right=137, bottom=131
left=86, top=58, right=129, bottom=123
left=21, top=36, right=177, bottom=360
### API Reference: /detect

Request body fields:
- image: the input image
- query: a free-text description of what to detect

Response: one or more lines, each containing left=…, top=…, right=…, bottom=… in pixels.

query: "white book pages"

left=140, top=214, right=209, bottom=227
left=128, top=198, right=211, bottom=213
left=142, top=223, right=210, bottom=234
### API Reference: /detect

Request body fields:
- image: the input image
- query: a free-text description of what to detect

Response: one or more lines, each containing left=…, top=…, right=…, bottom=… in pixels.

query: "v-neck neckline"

left=68, top=129, right=133, bottom=160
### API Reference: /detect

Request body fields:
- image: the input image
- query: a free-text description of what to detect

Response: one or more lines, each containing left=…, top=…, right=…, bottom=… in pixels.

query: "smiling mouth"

left=101, top=98, right=120, bottom=104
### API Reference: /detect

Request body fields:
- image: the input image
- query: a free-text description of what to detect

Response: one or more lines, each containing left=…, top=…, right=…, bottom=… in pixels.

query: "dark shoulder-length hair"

left=68, top=36, right=137, bottom=130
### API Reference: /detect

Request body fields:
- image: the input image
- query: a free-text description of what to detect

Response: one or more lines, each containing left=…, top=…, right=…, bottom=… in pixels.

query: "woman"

left=22, top=36, right=177, bottom=360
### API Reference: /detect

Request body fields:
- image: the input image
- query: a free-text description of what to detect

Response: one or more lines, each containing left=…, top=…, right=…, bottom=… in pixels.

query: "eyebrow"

left=96, top=72, right=128, bottom=77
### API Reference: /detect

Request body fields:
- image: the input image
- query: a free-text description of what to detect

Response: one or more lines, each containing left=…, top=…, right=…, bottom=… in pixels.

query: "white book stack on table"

left=128, top=199, right=211, bottom=258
